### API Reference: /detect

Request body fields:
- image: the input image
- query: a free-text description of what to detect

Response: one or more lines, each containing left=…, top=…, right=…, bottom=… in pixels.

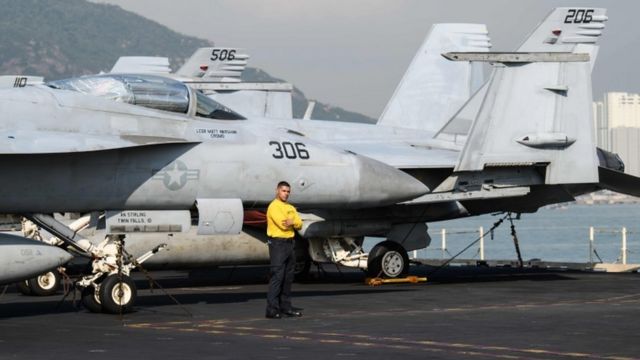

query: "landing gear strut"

left=76, top=235, right=165, bottom=314
left=23, top=213, right=165, bottom=314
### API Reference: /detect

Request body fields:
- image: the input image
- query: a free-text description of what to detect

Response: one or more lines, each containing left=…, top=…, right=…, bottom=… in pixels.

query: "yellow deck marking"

left=129, top=319, right=635, bottom=360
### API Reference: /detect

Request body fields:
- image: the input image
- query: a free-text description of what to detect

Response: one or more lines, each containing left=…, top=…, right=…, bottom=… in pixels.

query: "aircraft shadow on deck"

left=0, top=264, right=587, bottom=319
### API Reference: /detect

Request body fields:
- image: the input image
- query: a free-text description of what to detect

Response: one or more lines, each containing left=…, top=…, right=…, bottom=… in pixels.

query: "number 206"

left=564, top=9, right=594, bottom=23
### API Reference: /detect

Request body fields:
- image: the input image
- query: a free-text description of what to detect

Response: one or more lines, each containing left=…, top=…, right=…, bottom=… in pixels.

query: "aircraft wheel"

left=367, top=241, right=409, bottom=278
left=16, top=280, right=32, bottom=295
left=28, top=270, right=61, bottom=296
left=81, top=286, right=103, bottom=313
left=99, top=275, right=137, bottom=314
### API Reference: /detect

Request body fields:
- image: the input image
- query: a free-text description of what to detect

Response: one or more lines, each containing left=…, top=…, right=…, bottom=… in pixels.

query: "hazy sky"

left=94, top=0, right=639, bottom=118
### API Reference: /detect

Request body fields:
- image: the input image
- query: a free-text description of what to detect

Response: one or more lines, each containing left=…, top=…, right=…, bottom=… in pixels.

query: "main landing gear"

left=16, top=269, right=63, bottom=296
left=307, top=237, right=411, bottom=279
left=367, top=240, right=410, bottom=278
left=24, top=213, right=167, bottom=315
left=76, top=235, right=166, bottom=314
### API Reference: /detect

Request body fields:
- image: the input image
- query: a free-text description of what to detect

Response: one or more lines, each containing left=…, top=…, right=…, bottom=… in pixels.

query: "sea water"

left=366, top=204, right=640, bottom=264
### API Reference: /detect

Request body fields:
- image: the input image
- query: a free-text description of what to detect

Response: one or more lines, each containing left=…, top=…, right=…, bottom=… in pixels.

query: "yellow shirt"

left=266, top=198, right=302, bottom=238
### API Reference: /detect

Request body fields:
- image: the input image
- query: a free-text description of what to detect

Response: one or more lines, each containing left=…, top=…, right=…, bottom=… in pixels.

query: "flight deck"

left=1, top=264, right=638, bottom=359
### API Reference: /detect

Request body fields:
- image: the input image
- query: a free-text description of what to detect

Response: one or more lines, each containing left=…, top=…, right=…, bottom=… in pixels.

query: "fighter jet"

left=5, top=7, right=636, bottom=314
left=244, top=7, right=637, bottom=278
left=84, top=8, right=631, bottom=283
left=171, top=8, right=636, bottom=280
left=0, top=58, right=428, bottom=312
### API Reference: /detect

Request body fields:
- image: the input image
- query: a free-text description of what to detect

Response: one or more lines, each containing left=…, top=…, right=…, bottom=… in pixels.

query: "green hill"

left=0, top=0, right=375, bottom=123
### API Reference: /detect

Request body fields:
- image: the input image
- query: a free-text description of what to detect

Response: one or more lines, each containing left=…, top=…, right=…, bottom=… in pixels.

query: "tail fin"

left=454, top=52, right=601, bottom=185
left=0, top=75, right=44, bottom=88
left=377, top=24, right=491, bottom=132
left=516, top=7, right=607, bottom=52
left=176, top=47, right=249, bottom=82
left=435, top=7, right=607, bottom=141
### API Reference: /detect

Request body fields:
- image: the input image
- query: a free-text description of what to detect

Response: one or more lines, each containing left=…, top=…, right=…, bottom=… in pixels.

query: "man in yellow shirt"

left=265, top=181, right=303, bottom=319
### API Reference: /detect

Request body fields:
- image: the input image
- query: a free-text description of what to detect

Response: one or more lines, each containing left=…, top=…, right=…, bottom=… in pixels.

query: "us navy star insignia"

left=153, top=160, right=200, bottom=191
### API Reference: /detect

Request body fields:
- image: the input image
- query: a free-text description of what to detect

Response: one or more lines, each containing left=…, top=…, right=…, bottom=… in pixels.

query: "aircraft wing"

left=339, top=141, right=458, bottom=169
left=0, top=129, right=195, bottom=154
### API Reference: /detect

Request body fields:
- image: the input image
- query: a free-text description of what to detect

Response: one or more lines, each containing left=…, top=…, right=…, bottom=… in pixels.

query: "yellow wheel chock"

left=365, top=275, right=427, bottom=286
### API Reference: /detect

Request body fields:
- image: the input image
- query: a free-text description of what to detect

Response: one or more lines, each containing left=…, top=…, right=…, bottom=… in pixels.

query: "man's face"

left=276, top=186, right=291, bottom=202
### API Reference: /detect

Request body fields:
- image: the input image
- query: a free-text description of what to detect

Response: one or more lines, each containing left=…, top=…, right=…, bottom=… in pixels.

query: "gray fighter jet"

left=4, top=7, right=636, bottom=314
left=0, top=58, right=428, bottom=312
left=73, top=8, right=632, bottom=283
left=246, top=7, right=637, bottom=276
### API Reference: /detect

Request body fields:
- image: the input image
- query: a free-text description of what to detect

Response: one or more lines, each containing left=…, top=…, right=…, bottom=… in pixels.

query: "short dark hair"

left=277, top=181, right=290, bottom=188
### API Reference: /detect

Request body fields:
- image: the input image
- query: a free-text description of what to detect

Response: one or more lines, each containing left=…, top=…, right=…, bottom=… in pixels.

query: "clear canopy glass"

left=47, top=74, right=245, bottom=120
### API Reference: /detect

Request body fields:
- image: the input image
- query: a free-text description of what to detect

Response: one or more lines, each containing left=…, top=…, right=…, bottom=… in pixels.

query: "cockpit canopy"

left=46, top=74, right=245, bottom=120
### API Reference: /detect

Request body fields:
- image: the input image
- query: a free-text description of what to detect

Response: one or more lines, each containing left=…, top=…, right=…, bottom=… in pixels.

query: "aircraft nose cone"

left=0, top=234, right=73, bottom=284
left=355, top=155, right=429, bottom=206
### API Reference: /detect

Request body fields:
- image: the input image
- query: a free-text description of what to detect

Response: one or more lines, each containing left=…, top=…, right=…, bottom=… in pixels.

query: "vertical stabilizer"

left=516, top=7, right=608, bottom=52
left=454, top=51, right=601, bottom=184
left=176, top=47, right=249, bottom=82
left=377, top=24, right=491, bottom=132
left=436, top=7, right=607, bottom=141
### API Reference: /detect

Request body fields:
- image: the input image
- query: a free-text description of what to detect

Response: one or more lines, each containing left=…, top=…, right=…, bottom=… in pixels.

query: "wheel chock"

left=365, top=276, right=427, bottom=286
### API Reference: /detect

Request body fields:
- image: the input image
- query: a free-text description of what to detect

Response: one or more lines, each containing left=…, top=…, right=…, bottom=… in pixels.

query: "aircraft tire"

left=27, top=270, right=61, bottom=296
left=81, top=286, right=103, bottom=313
left=99, top=275, right=137, bottom=314
left=16, top=280, right=32, bottom=296
left=367, top=241, right=409, bottom=278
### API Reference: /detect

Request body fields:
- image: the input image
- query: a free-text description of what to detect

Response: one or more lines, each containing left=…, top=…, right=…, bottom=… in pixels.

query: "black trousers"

left=266, top=237, right=295, bottom=314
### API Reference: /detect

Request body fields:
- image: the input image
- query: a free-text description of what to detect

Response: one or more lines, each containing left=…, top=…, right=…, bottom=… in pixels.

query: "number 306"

left=269, top=141, right=310, bottom=159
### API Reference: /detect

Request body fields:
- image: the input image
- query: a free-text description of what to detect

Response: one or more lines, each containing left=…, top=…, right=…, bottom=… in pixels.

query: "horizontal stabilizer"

left=598, top=167, right=640, bottom=198
left=442, top=52, right=589, bottom=63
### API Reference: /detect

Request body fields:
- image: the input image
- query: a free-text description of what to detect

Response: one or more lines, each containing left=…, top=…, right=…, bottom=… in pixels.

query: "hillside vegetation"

left=0, top=0, right=374, bottom=122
